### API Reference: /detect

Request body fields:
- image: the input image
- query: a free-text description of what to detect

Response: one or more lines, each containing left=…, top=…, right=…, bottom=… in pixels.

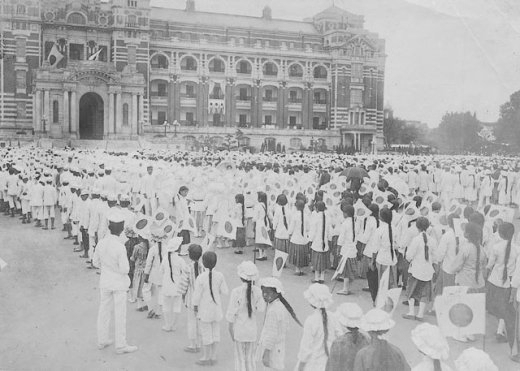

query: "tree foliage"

left=494, top=90, right=520, bottom=147
left=383, top=116, right=424, bottom=146
left=431, top=112, right=483, bottom=153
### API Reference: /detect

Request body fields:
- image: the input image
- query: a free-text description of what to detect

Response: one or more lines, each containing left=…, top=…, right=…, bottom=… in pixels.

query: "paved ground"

left=0, top=214, right=517, bottom=371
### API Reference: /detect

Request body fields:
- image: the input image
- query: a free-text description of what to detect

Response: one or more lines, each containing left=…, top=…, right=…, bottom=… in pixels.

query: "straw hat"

left=360, top=308, right=395, bottom=332
left=237, top=261, right=259, bottom=281
left=454, top=348, right=498, bottom=371
left=411, top=323, right=449, bottom=361
left=303, top=283, right=333, bottom=309
left=260, top=277, right=284, bottom=295
left=336, top=302, right=364, bottom=329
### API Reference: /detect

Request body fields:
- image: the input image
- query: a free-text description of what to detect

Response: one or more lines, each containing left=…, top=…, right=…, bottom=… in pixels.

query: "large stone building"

left=0, top=0, right=386, bottom=152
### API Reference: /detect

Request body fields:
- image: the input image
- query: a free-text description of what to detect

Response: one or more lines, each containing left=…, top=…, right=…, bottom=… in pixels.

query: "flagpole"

left=0, top=3, right=4, bottom=126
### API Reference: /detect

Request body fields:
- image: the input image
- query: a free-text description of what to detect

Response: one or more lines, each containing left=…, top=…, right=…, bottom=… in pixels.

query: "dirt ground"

left=0, top=214, right=516, bottom=371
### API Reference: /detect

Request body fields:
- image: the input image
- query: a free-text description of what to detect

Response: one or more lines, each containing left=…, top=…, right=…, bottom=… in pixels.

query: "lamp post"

left=172, top=120, right=180, bottom=137
left=162, top=120, right=169, bottom=137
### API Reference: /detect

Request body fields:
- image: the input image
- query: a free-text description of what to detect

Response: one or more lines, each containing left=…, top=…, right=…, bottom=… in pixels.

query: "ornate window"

left=17, top=102, right=26, bottom=119
left=123, top=103, right=129, bottom=126
left=67, top=12, right=86, bottom=25
left=53, top=101, right=59, bottom=123
left=181, top=56, right=197, bottom=71
left=290, top=138, right=302, bottom=148
left=350, top=89, right=363, bottom=107
left=15, top=37, right=26, bottom=60
left=289, top=64, right=303, bottom=78
left=236, top=60, right=251, bottom=75
left=313, top=66, right=327, bottom=79
left=16, top=5, right=26, bottom=14
left=263, top=62, right=277, bottom=76
left=127, top=45, right=136, bottom=64
left=351, top=63, right=363, bottom=80
left=15, top=70, right=26, bottom=91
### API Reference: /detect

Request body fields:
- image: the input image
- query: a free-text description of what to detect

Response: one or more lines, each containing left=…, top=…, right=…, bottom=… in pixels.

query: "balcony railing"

left=288, top=98, right=302, bottom=103
left=263, top=71, right=278, bottom=76
left=209, top=94, right=225, bottom=99
left=181, top=66, right=197, bottom=72
left=181, top=93, right=197, bottom=98
left=313, top=99, right=327, bottom=104
left=209, top=69, right=225, bottom=73
left=237, top=96, right=251, bottom=101
left=263, top=97, right=278, bottom=102
left=289, top=73, right=303, bottom=78
left=150, top=92, right=168, bottom=97
left=151, top=64, right=168, bottom=70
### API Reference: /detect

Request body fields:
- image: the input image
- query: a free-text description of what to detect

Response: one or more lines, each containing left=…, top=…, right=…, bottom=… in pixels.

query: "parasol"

left=340, top=166, right=369, bottom=181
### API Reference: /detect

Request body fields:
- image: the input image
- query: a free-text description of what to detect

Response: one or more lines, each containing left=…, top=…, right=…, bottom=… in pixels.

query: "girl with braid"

left=226, top=261, right=263, bottom=371
left=309, top=201, right=331, bottom=283
left=160, top=237, right=189, bottom=332
left=297, top=283, right=342, bottom=371
left=486, top=222, right=517, bottom=346
left=451, top=222, right=486, bottom=342
left=272, top=194, right=290, bottom=254
left=184, top=244, right=204, bottom=353
left=288, top=199, right=310, bottom=275
left=375, top=207, right=398, bottom=290
left=337, top=203, right=357, bottom=295
left=403, top=217, right=435, bottom=321
left=258, top=277, right=302, bottom=371
left=193, top=251, right=229, bottom=366
left=254, top=191, right=272, bottom=261
left=233, top=194, right=247, bottom=255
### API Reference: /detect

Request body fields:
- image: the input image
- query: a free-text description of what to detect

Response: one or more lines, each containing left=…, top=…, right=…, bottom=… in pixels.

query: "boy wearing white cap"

left=92, top=209, right=137, bottom=354
left=42, top=177, right=57, bottom=230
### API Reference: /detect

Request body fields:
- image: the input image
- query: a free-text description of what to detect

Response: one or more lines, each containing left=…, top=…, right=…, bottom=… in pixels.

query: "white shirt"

left=308, top=212, right=332, bottom=252
left=225, top=283, right=264, bottom=342
left=375, top=222, right=398, bottom=266
left=288, top=209, right=309, bottom=245
left=487, top=239, right=518, bottom=288
left=406, top=232, right=435, bottom=281
left=439, top=229, right=458, bottom=274
left=192, top=270, right=229, bottom=322
left=337, top=217, right=357, bottom=259
left=92, top=234, right=130, bottom=291
left=272, top=205, right=290, bottom=240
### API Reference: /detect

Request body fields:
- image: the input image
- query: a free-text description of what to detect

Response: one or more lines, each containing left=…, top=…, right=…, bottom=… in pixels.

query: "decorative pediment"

left=345, top=35, right=376, bottom=52
left=68, top=69, right=118, bottom=84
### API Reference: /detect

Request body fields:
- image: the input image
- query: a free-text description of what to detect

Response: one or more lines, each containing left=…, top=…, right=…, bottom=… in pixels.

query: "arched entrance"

left=79, top=92, right=104, bottom=139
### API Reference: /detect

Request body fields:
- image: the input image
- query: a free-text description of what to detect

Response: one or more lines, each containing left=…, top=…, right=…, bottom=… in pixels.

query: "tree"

left=222, top=133, right=238, bottom=151
left=495, top=90, right=520, bottom=147
left=432, top=112, right=483, bottom=153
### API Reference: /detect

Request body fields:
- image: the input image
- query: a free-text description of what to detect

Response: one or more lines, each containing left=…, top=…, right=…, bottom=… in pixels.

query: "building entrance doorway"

left=79, top=92, right=104, bottom=139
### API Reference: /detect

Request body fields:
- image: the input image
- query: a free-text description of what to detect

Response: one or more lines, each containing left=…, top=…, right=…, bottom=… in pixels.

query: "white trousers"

left=97, top=288, right=128, bottom=349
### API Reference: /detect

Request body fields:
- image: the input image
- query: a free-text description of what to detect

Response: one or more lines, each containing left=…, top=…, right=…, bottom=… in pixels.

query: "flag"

left=331, top=255, right=347, bottom=281
left=47, top=43, right=64, bottom=67
left=255, top=224, right=272, bottom=247
left=0, top=257, right=7, bottom=271
left=218, top=218, right=236, bottom=240
left=272, top=250, right=288, bottom=277
left=375, top=267, right=402, bottom=315
left=434, top=292, right=486, bottom=338
left=88, top=48, right=102, bottom=61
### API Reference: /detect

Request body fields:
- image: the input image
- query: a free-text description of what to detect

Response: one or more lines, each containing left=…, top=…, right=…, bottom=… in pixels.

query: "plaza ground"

left=0, top=215, right=517, bottom=371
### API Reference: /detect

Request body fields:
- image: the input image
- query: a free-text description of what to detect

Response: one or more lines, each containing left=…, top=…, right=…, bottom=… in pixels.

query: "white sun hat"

left=360, top=308, right=395, bottom=332
left=237, top=261, right=259, bottom=282
left=454, top=348, right=498, bottom=371
left=411, top=323, right=449, bottom=361
left=303, top=283, right=333, bottom=309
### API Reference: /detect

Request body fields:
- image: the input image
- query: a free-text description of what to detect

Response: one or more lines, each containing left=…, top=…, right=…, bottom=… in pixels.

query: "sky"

left=150, top=0, right=520, bottom=127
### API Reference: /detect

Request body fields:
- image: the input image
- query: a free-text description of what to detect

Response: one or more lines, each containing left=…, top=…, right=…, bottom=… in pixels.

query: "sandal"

left=195, top=359, right=211, bottom=366
left=337, top=290, right=352, bottom=296
left=184, top=347, right=200, bottom=353
left=402, top=314, right=416, bottom=320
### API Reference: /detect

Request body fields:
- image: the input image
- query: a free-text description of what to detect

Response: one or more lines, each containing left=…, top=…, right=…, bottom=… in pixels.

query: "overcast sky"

left=150, top=0, right=520, bottom=127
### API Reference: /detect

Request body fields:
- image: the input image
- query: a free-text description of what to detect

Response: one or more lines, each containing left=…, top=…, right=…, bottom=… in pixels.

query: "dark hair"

left=498, top=222, right=515, bottom=284
left=262, top=286, right=303, bottom=327
left=188, top=244, right=203, bottom=279
left=321, top=308, right=329, bottom=357
left=368, top=204, right=380, bottom=227
left=464, top=223, right=482, bottom=283
left=296, top=199, right=306, bottom=236
left=380, top=208, right=394, bottom=260
left=235, top=194, right=245, bottom=227
left=108, top=221, right=124, bottom=236
left=245, top=279, right=253, bottom=318
left=179, top=185, right=189, bottom=194
left=258, top=192, right=269, bottom=226
left=202, top=251, right=217, bottom=304
left=276, top=194, right=288, bottom=206
left=168, top=251, right=175, bottom=284
left=469, top=212, right=485, bottom=227
left=447, top=213, right=458, bottom=230
left=345, top=205, right=356, bottom=242
left=463, top=206, right=475, bottom=221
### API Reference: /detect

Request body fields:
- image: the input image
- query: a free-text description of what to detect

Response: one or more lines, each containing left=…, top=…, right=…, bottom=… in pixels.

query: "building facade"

left=0, top=0, right=386, bottom=152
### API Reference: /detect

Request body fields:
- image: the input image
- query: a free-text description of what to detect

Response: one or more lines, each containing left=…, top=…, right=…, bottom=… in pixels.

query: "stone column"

left=308, top=88, right=314, bottom=129
left=43, top=90, right=50, bottom=126
left=225, top=83, right=232, bottom=126
left=277, top=86, right=284, bottom=129
left=131, top=93, right=138, bottom=135
left=197, top=81, right=204, bottom=126
left=116, top=92, right=122, bottom=133
left=174, top=82, right=180, bottom=122
left=63, top=91, right=69, bottom=134
left=251, top=85, right=258, bottom=127
left=229, top=83, right=236, bottom=127
left=108, top=93, right=114, bottom=135
left=70, top=91, right=77, bottom=138
left=34, top=89, right=41, bottom=132
left=325, top=90, right=331, bottom=129
left=302, top=88, right=309, bottom=129
left=168, top=80, right=175, bottom=123
left=139, top=93, right=144, bottom=123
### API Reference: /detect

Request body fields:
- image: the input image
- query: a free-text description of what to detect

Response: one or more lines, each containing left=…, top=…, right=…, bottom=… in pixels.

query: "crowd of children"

left=2, top=146, right=520, bottom=369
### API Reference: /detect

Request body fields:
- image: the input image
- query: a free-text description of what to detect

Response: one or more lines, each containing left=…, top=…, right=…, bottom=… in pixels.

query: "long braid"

left=503, top=237, right=512, bottom=284
left=475, top=243, right=481, bottom=283
left=351, top=216, right=356, bottom=242
left=168, top=251, right=175, bottom=284
left=241, top=200, right=245, bottom=227
left=282, top=206, right=288, bottom=229
left=422, top=232, right=429, bottom=261
left=263, top=200, right=268, bottom=226
left=194, top=261, right=199, bottom=279
left=321, top=308, right=329, bottom=357
left=389, top=223, right=395, bottom=261
left=322, top=212, right=326, bottom=251
left=301, top=209, right=304, bottom=235
left=246, top=280, right=253, bottom=318
left=158, top=241, right=163, bottom=263
left=209, top=269, right=216, bottom=304
left=278, top=294, right=302, bottom=327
